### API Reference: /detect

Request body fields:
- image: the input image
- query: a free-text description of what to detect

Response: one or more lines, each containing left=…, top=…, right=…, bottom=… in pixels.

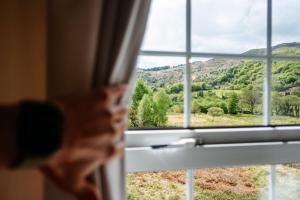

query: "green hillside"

left=137, top=42, right=300, bottom=93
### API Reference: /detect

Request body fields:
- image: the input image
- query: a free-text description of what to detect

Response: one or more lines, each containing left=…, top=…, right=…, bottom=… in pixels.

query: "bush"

left=192, top=100, right=201, bottom=113
left=219, top=102, right=228, bottom=114
left=166, top=83, right=183, bottom=94
left=208, top=107, right=224, bottom=117
left=170, top=104, right=183, bottom=113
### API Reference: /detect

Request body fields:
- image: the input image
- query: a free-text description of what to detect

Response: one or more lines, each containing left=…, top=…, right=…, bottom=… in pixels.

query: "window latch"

left=151, top=138, right=203, bottom=149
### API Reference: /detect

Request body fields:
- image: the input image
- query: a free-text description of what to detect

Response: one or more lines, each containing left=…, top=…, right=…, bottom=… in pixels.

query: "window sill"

left=126, top=141, right=300, bottom=172
left=125, top=126, right=300, bottom=172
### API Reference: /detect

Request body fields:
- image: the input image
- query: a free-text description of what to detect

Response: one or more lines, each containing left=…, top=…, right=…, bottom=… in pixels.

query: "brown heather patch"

left=129, top=167, right=263, bottom=196
left=193, top=168, right=258, bottom=195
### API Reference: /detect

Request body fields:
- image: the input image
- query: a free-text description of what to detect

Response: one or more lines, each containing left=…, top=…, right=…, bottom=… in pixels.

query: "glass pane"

left=273, top=0, right=300, bottom=56
left=192, top=0, right=266, bottom=54
left=190, top=57, right=264, bottom=127
left=127, top=171, right=186, bottom=200
left=129, top=56, right=184, bottom=128
left=194, top=166, right=269, bottom=200
left=272, top=60, right=300, bottom=125
left=276, top=164, right=300, bottom=199
left=141, top=0, right=186, bottom=51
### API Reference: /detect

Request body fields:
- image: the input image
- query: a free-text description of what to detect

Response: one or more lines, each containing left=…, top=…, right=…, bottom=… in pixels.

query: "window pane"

left=141, top=0, right=186, bottom=51
left=273, top=0, right=300, bottom=56
left=127, top=171, right=186, bottom=200
left=129, top=56, right=184, bottom=128
left=276, top=164, right=300, bottom=199
left=190, top=57, right=264, bottom=127
left=193, top=166, right=269, bottom=200
left=272, top=60, right=300, bottom=125
left=192, top=0, right=266, bottom=54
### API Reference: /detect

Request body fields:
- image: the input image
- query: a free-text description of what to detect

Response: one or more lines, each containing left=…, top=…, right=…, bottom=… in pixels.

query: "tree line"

left=129, top=79, right=300, bottom=128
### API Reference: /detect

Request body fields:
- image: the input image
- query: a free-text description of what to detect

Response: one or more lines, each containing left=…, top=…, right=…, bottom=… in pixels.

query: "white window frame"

left=125, top=0, right=300, bottom=199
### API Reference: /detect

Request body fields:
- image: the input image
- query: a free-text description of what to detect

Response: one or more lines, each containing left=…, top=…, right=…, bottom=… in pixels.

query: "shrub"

left=208, top=107, right=224, bottom=117
left=192, top=100, right=201, bottom=113
left=166, top=83, right=184, bottom=94
left=170, top=104, right=183, bottom=113
left=219, top=102, right=228, bottom=114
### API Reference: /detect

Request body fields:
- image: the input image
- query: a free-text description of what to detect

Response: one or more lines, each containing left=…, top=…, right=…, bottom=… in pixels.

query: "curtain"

left=45, top=0, right=151, bottom=199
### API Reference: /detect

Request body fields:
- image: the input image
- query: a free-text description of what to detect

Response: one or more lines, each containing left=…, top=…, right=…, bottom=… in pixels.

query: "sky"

left=137, top=0, right=300, bottom=68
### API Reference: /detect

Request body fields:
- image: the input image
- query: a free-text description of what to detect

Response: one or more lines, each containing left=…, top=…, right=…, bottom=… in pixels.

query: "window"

left=126, top=0, right=300, bottom=199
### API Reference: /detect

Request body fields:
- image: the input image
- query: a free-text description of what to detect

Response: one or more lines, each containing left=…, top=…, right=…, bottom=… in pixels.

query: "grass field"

left=127, top=113, right=300, bottom=199
left=167, top=113, right=300, bottom=127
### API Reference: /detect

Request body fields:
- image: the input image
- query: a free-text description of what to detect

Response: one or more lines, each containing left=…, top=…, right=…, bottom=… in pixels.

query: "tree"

left=129, top=80, right=150, bottom=127
left=240, top=89, right=261, bottom=114
left=131, top=80, right=150, bottom=107
left=137, top=89, right=170, bottom=127
left=137, top=94, right=155, bottom=127
left=153, top=89, right=170, bottom=126
left=228, top=92, right=239, bottom=114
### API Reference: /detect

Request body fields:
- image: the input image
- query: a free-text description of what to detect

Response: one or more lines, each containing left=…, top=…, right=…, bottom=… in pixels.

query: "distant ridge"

left=242, top=42, right=300, bottom=56
left=273, top=42, right=300, bottom=49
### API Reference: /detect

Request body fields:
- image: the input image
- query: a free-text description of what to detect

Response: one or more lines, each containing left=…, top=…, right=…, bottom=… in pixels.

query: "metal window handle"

left=151, top=138, right=202, bottom=149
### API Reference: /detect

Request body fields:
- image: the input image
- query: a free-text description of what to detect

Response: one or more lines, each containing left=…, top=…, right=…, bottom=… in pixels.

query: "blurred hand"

left=40, top=85, right=128, bottom=200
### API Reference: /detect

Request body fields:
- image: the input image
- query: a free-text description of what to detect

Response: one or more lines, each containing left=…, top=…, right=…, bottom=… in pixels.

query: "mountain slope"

left=137, top=43, right=300, bottom=92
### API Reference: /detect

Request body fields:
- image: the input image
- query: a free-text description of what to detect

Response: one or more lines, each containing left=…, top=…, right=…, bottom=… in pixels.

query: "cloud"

left=141, top=0, right=186, bottom=51
left=191, top=0, right=266, bottom=53
left=139, top=0, right=300, bottom=67
left=272, top=0, right=300, bottom=45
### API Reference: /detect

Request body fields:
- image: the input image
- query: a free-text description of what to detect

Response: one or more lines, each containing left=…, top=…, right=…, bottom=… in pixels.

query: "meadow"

left=167, top=113, right=300, bottom=127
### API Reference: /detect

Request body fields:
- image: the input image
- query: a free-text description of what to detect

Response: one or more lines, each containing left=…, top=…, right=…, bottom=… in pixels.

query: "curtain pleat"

left=45, top=0, right=151, bottom=199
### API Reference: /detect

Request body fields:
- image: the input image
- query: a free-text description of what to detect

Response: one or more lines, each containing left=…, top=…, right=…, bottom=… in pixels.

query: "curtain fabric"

left=45, top=0, right=151, bottom=199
